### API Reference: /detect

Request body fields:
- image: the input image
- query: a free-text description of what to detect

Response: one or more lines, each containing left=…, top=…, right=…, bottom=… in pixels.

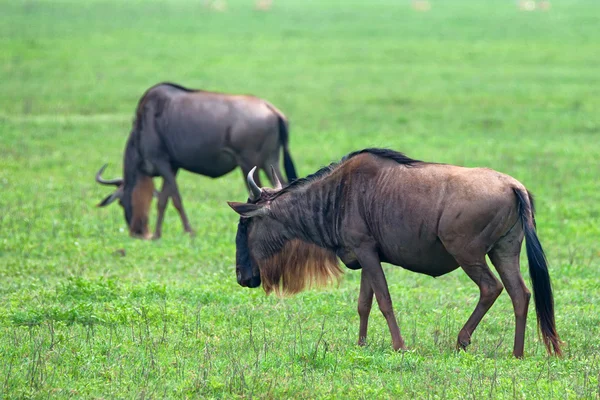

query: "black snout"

left=245, top=276, right=261, bottom=288
left=237, top=268, right=261, bottom=288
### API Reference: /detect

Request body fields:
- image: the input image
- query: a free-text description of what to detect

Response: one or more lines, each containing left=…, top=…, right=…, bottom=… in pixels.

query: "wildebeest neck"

left=266, top=149, right=423, bottom=249
left=270, top=173, right=345, bottom=251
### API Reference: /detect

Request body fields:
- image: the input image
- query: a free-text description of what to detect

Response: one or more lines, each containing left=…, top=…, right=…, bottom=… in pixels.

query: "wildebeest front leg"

left=357, top=270, right=374, bottom=346
left=171, top=190, right=194, bottom=236
left=155, top=163, right=194, bottom=236
left=355, top=249, right=406, bottom=351
left=153, top=179, right=170, bottom=240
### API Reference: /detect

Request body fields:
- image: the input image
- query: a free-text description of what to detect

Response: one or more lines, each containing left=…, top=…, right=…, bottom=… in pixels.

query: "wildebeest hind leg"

left=357, top=269, right=374, bottom=346
left=455, top=258, right=504, bottom=351
left=355, top=249, right=406, bottom=351
left=488, top=239, right=530, bottom=358
left=156, top=163, right=194, bottom=235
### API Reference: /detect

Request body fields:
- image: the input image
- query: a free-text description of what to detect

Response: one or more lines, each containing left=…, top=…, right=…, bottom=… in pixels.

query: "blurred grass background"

left=0, top=0, right=599, bottom=398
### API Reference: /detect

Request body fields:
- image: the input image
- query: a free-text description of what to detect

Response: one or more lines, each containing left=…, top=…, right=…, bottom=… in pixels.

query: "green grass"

left=1, top=0, right=600, bottom=397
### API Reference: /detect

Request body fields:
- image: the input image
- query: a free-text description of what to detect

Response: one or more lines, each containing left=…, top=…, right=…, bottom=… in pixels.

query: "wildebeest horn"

left=270, top=165, right=282, bottom=190
left=95, top=164, right=123, bottom=186
left=247, top=166, right=262, bottom=200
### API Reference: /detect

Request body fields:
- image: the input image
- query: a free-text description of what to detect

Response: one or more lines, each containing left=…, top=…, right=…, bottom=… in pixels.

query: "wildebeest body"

left=261, top=156, right=516, bottom=277
left=141, top=87, right=283, bottom=177
left=346, top=162, right=518, bottom=277
left=228, top=148, right=561, bottom=358
left=96, top=82, right=297, bottom=239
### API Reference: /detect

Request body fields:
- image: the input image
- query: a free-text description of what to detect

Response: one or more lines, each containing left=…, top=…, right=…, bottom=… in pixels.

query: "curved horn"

left=95, top=164, right=123, bottom=186
left=247, top=166, right=262, bottom=200
left=270, top=165, right=283, bottom=190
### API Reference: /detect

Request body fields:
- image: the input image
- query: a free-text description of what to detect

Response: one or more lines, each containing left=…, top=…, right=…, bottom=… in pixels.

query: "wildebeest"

left=95, top=82, right=297, bottom=239
left=227, top=148, right=562, bottom=358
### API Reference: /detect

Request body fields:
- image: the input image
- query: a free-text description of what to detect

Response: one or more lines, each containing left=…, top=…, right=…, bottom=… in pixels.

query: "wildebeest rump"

left=95, top=82, right=297, bottom=239
left=227, top=148, right=562, bottom=358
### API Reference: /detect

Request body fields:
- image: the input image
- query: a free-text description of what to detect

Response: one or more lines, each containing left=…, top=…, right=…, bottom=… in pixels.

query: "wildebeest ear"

left=97, top=191, right=121, bottom=207
left=227, top=202, right=267, bottom=217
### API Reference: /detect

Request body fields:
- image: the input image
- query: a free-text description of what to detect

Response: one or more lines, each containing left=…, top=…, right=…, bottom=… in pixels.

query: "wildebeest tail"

left=514, top=188, right=562, bottom=356
left=276, top=115, right=297, bottom=181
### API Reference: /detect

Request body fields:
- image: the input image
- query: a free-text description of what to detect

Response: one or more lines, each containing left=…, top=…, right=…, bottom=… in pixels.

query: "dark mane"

left=274, top=161, right=339, bottom=196
left=343, top=148, right=422, bottom=165
left=274, top=148, right=422, bottom=197
left=156, top=82, right=196, bottom=92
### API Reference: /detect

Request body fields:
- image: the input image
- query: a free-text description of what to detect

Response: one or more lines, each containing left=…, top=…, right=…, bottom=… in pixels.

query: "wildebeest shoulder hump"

left=273, top=148, right=424, bottom=198
left=343, top=148, right=423, bottom=166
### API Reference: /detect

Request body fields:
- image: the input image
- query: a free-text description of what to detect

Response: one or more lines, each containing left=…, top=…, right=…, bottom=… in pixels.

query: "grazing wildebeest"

left=95, top=82, right=297, bottom=239
left=227, top=148, right=562, bottom=358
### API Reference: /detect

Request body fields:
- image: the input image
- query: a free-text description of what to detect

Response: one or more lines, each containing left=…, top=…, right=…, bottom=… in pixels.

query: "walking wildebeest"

left=227, top=148, right=562, bottom=358
left=95, top=82, right=297, bottom=239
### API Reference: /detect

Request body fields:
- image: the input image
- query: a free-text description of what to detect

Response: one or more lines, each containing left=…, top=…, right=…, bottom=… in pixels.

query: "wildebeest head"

left=228, top=167, right=282, bottom=289
left=228, top=167, right=341, bottom=294
left=95, top=164, right=154, bottom=239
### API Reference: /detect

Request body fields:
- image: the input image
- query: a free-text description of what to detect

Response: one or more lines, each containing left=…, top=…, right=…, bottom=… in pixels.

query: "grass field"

left=1, top=0, right=600, bottom=398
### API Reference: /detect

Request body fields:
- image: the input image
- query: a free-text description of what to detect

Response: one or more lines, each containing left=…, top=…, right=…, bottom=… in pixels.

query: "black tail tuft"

left=283, top=149, right=297, bottom=181
left=514, top=188, right=562, bottom=357
left=277, top=115, right=297, bottom=181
